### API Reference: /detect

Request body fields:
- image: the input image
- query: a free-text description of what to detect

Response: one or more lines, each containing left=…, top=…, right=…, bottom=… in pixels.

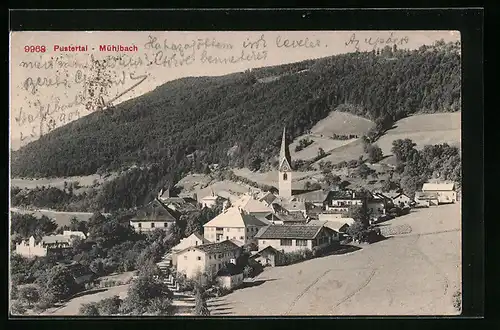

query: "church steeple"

left=279, top=126, right=292, bottom=170
left=278, top=126, right=292, bottom=198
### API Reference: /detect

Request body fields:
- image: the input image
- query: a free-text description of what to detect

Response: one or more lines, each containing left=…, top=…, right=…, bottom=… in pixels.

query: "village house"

left=367, top=196, right=387, bottom=218
left=15, top=231, right=85, bottom=258
left=203, top=206, right=268, bottom=244
left=200, top=190, right=229, bottom=209
left=216, top=263, right=244, bottom=290
left=249, top=245, right=284, bottom=267
left=170, top=232, right=210, bottom=267
left=421, top=182, right=457, bottom=204
left=158, top=188, right=198, bottom=213
left=414, top=191, right=440, bottom=207
left=130, top=198, right=179, bottom=233
left=292, top=189, right=330, bottom=208
left=323, top=190, right=366, bottom=211
left=308, top=220, right=351, bottom=236
left=254, top=224, right=337, bottom=253
left=175, top=240, right=241, bottom=279
left=376, top=192, right=413, bottom=208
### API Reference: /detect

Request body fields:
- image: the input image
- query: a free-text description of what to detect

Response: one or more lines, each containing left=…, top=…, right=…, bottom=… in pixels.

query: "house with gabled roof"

left=203, top=206, right=268, bottom=244
left=175, top=240, right=241, bottom=279
left=376, top=192, right=413, bottom=208
left=129, top=198, right=179, bottom=233
left=254, top=224, right=336, bottom=253
left=421, top=182, right=457, bottom=204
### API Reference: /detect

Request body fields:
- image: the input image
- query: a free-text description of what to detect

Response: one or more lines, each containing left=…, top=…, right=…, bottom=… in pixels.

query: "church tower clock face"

left=281, top=162, right=290, bottom=172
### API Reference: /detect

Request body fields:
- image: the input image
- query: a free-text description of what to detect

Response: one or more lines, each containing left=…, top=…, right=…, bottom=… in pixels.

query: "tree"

left=357, top=164, right=374, bottom=179
left=348, top=204, right=371, bottom=228
left=96, top=295, right=122, bottom=315
left=367, top=144, right=383, bottom=163
left=120, top=274, right=174, bottom=315
left=18, top=284, right=41, bottom=308
left=194, top=286, right=211, bottom=316
left=79, top=302, right=100, bottom=316
left=45, top=265, right=78, bottom=301
left=391, top=139, right=417, bottom=163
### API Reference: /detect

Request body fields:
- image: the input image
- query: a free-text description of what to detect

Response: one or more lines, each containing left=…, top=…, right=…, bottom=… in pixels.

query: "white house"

left=379, top=192, right=413, bottom=208
left=203, top=206, right=268, bottom=244
left=171, top=232, right=210, bottom=266
left=129, top=199, right=178, bottom=233
left=422, top=182, right=457, bottom=204
left=175, top=240, right=241, bottom=279
left=15, top=232, right=81, bottom=258
left=200, top=190, right=228, bottom=209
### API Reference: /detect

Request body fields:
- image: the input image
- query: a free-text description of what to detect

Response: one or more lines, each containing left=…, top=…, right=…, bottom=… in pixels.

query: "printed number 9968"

left=24, top=45, right=46, bottom=53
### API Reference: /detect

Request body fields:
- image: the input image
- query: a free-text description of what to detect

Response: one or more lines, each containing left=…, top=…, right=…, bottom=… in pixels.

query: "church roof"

left=279, top=127, right=292, bottom=171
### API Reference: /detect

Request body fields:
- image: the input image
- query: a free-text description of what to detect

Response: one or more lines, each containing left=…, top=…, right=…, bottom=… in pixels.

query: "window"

left=226, top=236, right=229, bottom=240
left=216, top=227, right=223, bottom=231
left=296, top=239, right=308, bottom=247
left=218, top=254, right=222, bottom=258
left=283, top=173, right=288, bottom=180
left=209, top=255, right=212, bottom=259
left=138, top=223, right=142, bottom=228
left=233, top=237, right=236, bottom=240
left=240, top=236, right=244, bottom=240
left=164, top=223, right=169, bottom=227
left=280, top=239, right=292, bottom=246
left=262, top=240, right=266, bottom=245
left=227, top=228, right=231, bottom=232
left=247, top=228, right=250, bottom=232
left=197, top=256, right=201, bottom=261
left=151, top=223, right=155, bottom=228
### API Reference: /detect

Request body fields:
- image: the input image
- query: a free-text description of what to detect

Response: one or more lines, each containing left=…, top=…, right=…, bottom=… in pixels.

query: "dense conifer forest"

left=11, top=41, right=460, bottom=211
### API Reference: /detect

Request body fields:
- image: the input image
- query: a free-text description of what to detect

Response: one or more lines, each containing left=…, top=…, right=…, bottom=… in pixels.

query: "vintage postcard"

left=10, top=30, right=462, bottom=316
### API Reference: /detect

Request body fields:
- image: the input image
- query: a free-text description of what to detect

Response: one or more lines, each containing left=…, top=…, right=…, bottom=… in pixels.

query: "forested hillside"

left=11, top=41, right=460, bottom=210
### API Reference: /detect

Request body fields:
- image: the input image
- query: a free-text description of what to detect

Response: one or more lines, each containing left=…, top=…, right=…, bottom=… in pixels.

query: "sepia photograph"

left=9, top=28, right=463, bottom=317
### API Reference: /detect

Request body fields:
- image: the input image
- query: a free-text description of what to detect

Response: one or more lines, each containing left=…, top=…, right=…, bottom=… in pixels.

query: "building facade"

left=203, top=206, right=267, bottom=244
left=421, top=182, right=457, bottom=204
left=130, top=198, right=178, bottom=232
left=255, top=225, right=336, bottom=253
left=175, top=240, right=241, bottom=279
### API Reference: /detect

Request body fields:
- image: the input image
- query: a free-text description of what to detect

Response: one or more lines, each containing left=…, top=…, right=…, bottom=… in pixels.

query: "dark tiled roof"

left=254, top=225, right=323, bottom=240
left=217, top=263, right=243, bottom=276
left=131, top=199, right=177, bottom=222
left=195, top=240, right=239, bottom=254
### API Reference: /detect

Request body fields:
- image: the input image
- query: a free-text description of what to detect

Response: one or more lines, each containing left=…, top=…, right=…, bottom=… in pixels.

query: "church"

left=278, top=127, right=293, bottom=198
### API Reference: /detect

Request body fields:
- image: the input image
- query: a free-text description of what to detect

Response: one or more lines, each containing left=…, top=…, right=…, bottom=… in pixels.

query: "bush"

left=79, top=302, right=100, bottom=316
left=10, top=301, right=27, bottom=315
left=18, top=284, right=41, bottom=308
left=452, top=290, right=461, bottom=312
left=214, top=285, right=232, bottom=297
left=96, top=295, right=122, bottom=315
left=281, top=249, right=314, bottom=266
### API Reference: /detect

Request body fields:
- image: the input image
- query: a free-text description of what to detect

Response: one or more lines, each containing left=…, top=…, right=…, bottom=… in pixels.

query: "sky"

left=10, top=30, right=460, bottom=149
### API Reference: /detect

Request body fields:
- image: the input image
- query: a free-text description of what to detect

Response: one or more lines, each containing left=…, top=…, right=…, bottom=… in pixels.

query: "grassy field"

left=232, top=168, right=319, bottom=190
left=10, top=208, right=101, bottom=227
left=310, top=111, right=375, bottom=137
left=289, top=111, right=374, bottom=162
left=208, top=203, right=461, bottom=316
left=376, top=112, right=461, bottom=156
left=11, top=173, right=119, bottom=195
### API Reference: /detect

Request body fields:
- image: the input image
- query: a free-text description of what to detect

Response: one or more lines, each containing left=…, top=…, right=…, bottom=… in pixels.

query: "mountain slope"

left=12, top=44, right=460, bottom=185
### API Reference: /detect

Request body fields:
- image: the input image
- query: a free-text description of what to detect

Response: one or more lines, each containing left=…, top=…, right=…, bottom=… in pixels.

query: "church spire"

left=280, top=126, right=291, bottom=168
